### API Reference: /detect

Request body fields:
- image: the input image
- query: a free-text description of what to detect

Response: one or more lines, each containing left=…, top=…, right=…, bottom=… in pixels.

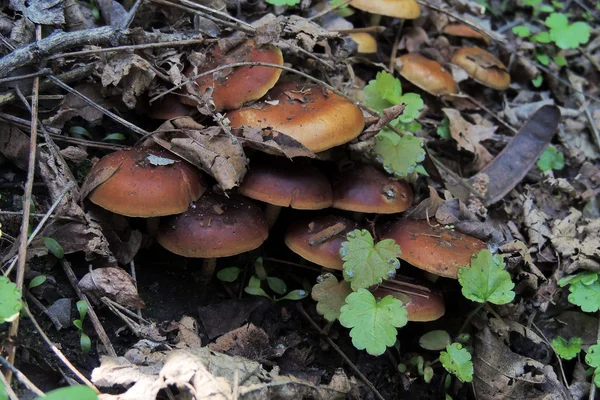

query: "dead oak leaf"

left=79, top=267, right=145, bottom=310
left=101, top=53, right=156, bottom=109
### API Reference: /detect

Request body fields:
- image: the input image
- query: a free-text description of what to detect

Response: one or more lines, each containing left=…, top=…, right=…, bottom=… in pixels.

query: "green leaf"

left=523, top=0, right=541, bottom=6
left=554, top=55, right=567, bottom=67
left=254, top=257, right=267, bottom=281
left=537, top=145, right=564, bottom=172
left=92, top=7, right=101, bottom=21
left=28, top=275, right=47, bottom=289
left=102, top=133, right=126, bottom=141
left=424, top=366, right=434, bottom=383
left=512, top=26, right=531, bottom=37
left=558, top=271, right=598, bottom=287
left=73, top=319, right=83, bottom=330
left=340, top=229, right=401, bottom=290
left=531, top=32, right=551, bottom=43
left=536, top=53, right=551, bottom=66
left=80, top=332, right=92, bottom=353
left=539, top=4, right=554, bottom=12
left=373, top=131, right=425, bottom=178
left=216, top=267, right=241, bottom=283
left=545, top=13, right=591, bottom=49
left=566, top=280, right=600, bottom=312
left=248, top=275, right=262, bottom=288
left=244, top=286, right=271, bottom=299
left=267, top=277, right=287, bottom=295
left=373, top=71, right=403, bottom=106
left=36, top=385, right=98, bottom=400
left=42, top=237, right=64, bottom=258
left=586, top=344, right=600, bottom=368
left=311, top=273, right=353, bottom=322
left=397, top=93, right=424, bottom=123
left=0, top=276, right=22, bottom=323
left=339, top=289, right=408, bottom=356
left=278, top=289, right=308, bottom=301
left=265, top=0, right=301, bottom=5
left=458, top=249, right=515, bottom=305
left=420, top=330, right=452, bottom=351
left=552, top=336, right=582, bottom=360
left=76, top=300, right=88, bottom=322
left=531, top=75, right=543, bottom=88
left=69, top=126, right=92, bottom=138
left=440, top=343, right=474, bottom=383
left=437, top=117, right=451, bottom=139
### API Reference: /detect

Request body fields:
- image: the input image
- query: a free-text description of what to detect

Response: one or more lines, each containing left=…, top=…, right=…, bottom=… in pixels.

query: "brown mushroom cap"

left=182, top=40, right=283, bottom=111
left=149, top=94, right=194, bottom=120
left=239, top=158, right=333, bottom=209
left=451, top=47, right=510, bottom=90
left=372, top=279, right=445, bottom=322
left=285, top=215, right=363, bottom=270
left=350, top=0, right=421, bottom=19
left=332, top=164, right=413, bottom=213
left=86, top=148, right=206, bottom=217
left=157, top=192, right=269, bottom=258
left=348, top=33, right=378, bottom=54
left=398, top=54, right=458, bottom=96
left=227, top=81, right=365, bottom=153
left=442, top=24, right=490, bottom=45
left=377, top=218, right=487, bottom=278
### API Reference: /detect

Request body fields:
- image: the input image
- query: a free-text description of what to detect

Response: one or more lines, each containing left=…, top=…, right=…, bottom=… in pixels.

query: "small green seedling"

left=244, top=258, right=308, bottom=302
left=537, top=145, right=564, bottom=172
left=420, top=330, right=452, bottom=351
left=558, top=271, right=600, bottom=312
left=0, top=276, right=22, bottom=323
left=436, top=117, right=451, bottom=140
left=586, top=343, right=600, bottom=387
left=552, top=336, right=582, bottom=360
left=28, top=275, right=47, bottom=290
left=265, top=0, right=301, bottom=5
left=409, top=355, right=435, bottom=383
left=35, top=385, right=98, bottom=400
left=216, top=267, right=242, bottom=283
left=102, top=133, right=126, bottom=142
left=42, top=237, right=64, bottom=259
left=73, top=300, right=91, bottom=354
left=70, top=126, right=93, bottom=139
left=440, top=343, right=474, bottom=383
left=363, top=71, right=426, bottom=177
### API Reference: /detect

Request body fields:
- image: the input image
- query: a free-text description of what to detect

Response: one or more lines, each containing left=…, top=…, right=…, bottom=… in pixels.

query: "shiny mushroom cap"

left=348, top=33, right=378, bottom=54
left=182, top=40, right=283, bottom=111
left=442, top=24, right=490, bottom=45
left=285, top=215, right=363, bottom=270
left=149, top=94, right=194, bottom=120
left=227, top=81, right=365, bottom=153
left=398, top=53, right=458, bottom=96
left=239, top=157, right=333, bottom=209
left=451, top=47, right=510, bottom=90
left=84, top=147, right=206, bottom=217
left=157, top=192, right=269, bottom=258
left=377, top=218, right=487, bottom=278
left=372, top=279, right=445, bottom=322
left=332, top=164, right=413, bottom=213
left=350, top=0, right=421, bottom=19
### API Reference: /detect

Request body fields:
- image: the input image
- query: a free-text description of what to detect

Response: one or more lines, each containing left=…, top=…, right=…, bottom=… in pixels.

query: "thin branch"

left=308, top=0, right=353, bottom=21
left=0, top=68, right=51, bottom=84
left=0, top=371, right=19, bottom=400
left=0, top=355, right=45, bottom=397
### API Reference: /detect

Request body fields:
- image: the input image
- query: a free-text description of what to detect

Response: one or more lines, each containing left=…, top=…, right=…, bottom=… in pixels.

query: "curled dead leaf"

left=79, top=267, right=145, bottom=310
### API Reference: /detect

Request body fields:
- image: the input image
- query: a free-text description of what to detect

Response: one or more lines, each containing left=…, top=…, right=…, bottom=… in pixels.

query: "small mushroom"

left=377, top=218, right=487, bottom=279
left=227, top=81, right=365, bottom=153
left=285, top=215, right=363, bottom=271
left=397, top=53, right=458, bottom=96
left=350, top=0, right=421, bottom=19
left=239, top=157, right=333, bottom=227
left=451, top=47, right=510, bottom=90
left=149, top=94, right=194, bottom=120
left=373, top=278, right=445, bottom=322
left=331, top=164, right=413, bottom=214
left=442, top=24, right=490, bottom=45
left=347, top=33, right=378, bottom=54
left=83, top=147, right=206, bottom=217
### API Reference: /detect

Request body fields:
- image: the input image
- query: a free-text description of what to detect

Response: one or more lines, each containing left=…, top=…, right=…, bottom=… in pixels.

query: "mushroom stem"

left=264, top=204, right=282, bottom=229
left=199, top=258, right=217, bottom=284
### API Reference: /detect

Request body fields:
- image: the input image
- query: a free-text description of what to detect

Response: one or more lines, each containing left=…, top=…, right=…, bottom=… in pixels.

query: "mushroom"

left=442, top=24, right=490, bottom=45
left=373, top=278, right=445, bottom=321
left=149, top=94, right=194, bottom=120
left=397, top=53, right=458, bottom=96
left=157, top=192, right=269, bottom=283
left=227, top=81, right=365, bottom=153
left=377, top=218, right=487, bottom=279
left=350, top=0, right=421, bottom=19
left=239, top=157, right=333, bottom=227
left=285, top=215, right=363, bottom=271
left=332, top=164, right=413, bottom=214
left=347, top=33, right=378, bottom=54
left=451, top=47, right=510, bottom=90
left=83, top=147, right=206, bottom=217
left=182, top=39, right=283, bottom=112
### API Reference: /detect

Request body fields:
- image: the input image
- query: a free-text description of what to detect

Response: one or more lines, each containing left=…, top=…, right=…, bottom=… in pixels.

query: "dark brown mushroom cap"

left=350, top=0, right=421, bottom=19
left=442, top=24, right=490, bottom=45
left=149, top=94, right=194, bottom=120
left=332, top=164, right=412, bottom=213
left=451, top=47, right=510, bottom=90
left=157, top=192, right=269, bottom=258
left=377, top=218, right=487, bottom=278
left=227, top=81, right=365, bottom=153
left=239, top=158, right=333, bottom=209
left=372, top=279, right=445, bottom=322
left=182, top=40, right=283, bottom=112
left=285, top=215, right=363, bottom=270
left=398, top=54, right=458, bottom=96
left=86, top=147, right=206, bottom=217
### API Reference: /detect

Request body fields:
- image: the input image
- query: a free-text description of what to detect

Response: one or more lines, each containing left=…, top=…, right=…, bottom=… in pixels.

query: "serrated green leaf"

left=567, top=280, right=600, bottom=312
left=373, top=131, right=425, bottom=178
left=586, top=344, right=600, bottom=368
left=265, top=0, right=301, bottom=5
left=545, top=13, right=591, bottom=49
left=267, top=277, right=287, bottom=295
left=437, top=117, right=451, bottom=139
left=512, top=26, right=531, bottom=37
left=558, top=271, right=598, bottom=287
left=311, top=273, right=353, bottom=322
left=28, top=275, right=47, bottom=289
left=43, top=237, right=64, bottom=258
left=375, top=71, right=403, bottom=105
left=339, top=289, right=408, bottom=356
left=278, top=289, right=308, bottom=301
left=0, top=276, right=22, bottom=323
left=244, top=286, right=271, bottom=299
left=102, top=133, right=126, bottom=141
left=80, top=332, right=91, bottom=353
left=440, top=343, right=473, bottom=382
left=217, top=267, right=241, bottom=283
left=76, top=300, right=88, bottom=322
left=537, top=145, right=565, bottom=172
left=545, top=12, right=569, bottom=29
left=340, top=229, right=401, bottom=290
left=397, top=93, right=424, bottom=123
left=552, top=336, right=582, bottom=360
left=420, top=330, right=451, bottom=351
left=36, top=385, right=98, bottom=400
left=458, top=249, right=515, bottom=305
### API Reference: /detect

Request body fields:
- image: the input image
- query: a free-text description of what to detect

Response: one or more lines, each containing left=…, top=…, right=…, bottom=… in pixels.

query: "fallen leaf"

left=79, top=267, right=145, bottom=310
left=442, top=108, right=495, bottom=170
left=235, top=126, right=316, bottom=159
left=9, top=0, right=65, bottom=25
left=101, top=53, right=156, bottom=109
left=209, top=323, right=270, bottom=360
left=44, top=83, right=109, bottom=128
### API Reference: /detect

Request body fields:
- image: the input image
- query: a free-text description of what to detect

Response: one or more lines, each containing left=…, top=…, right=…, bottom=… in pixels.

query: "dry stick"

left=296, top=302, right=386, bottom=400
left=0, top=68, right=52, bottom=84
left=0, top=371, right=19, bottom=400
left=0, top=355, right=45, bottom=397
left=123, top=0, right=144, bottom=28
left=530, top=323, right=570, bottom=389
left=20, top=304, right=99, bottom=392
left=175, top=0, right=254, bottom=29
left=583, top=103, right=600, bottom=151
left=388, top=22, right=403, bottom=74
left=61, top=259, right=118, bottom=357
left=4, top=26, right=42, bottom=382
left=308, top=0, right=353, bottom=21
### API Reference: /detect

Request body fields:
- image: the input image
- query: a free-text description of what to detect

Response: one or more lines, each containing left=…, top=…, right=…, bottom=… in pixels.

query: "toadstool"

left=397, top=53, right=458, bottom=96
left=451, top=47, right=510, bottom=90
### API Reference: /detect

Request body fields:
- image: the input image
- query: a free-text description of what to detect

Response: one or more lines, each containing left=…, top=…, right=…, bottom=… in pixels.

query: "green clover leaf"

left=537, top=145, right=564, bottom=172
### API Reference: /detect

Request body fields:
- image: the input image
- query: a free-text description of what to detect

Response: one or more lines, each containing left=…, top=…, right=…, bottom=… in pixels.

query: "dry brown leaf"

left=101, top=53, right=156, bottom=109
left=44, top=83, right=109, bottom=128
left=235, top=126, right=316, bottom=158
left=209, top=323, right=270, bottom=360
left=442, top=108, right=495, bottom=170
left=79, top=160, right=121, bottom=202
left=79, top=267, right=145, bottom=310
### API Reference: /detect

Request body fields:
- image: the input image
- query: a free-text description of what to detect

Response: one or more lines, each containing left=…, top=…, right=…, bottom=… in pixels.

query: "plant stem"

left=264, top=204, right=282, bottom=229
left=457, top=303, right=484, bottom=338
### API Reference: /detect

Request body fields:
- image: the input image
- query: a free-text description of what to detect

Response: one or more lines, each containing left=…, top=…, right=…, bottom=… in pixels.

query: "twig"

left=308, top=0, right=353, bottom=21
left=583, top=103, right=600, bottom=151
left=174, top=0, right=254, bottom=29
left=531, top=323, right=569, bottom=389
left=457, top=303, right=484, bottom=337
left=21, top=304, right=99, bottom=392
left=129, top=260, right=143, bottom=319
left=0, top=355, right=45, bottom=397
left=296, top=302, right=386, bottom=400
left=0, top=371, right=19, bottom=400
left=450, top=93, right=518, bottom=134
left=124, top=0, right=144, bottom=28
left=426, top=152, right=486, bottom=200
left=0, top=68, right=51, bottom=84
